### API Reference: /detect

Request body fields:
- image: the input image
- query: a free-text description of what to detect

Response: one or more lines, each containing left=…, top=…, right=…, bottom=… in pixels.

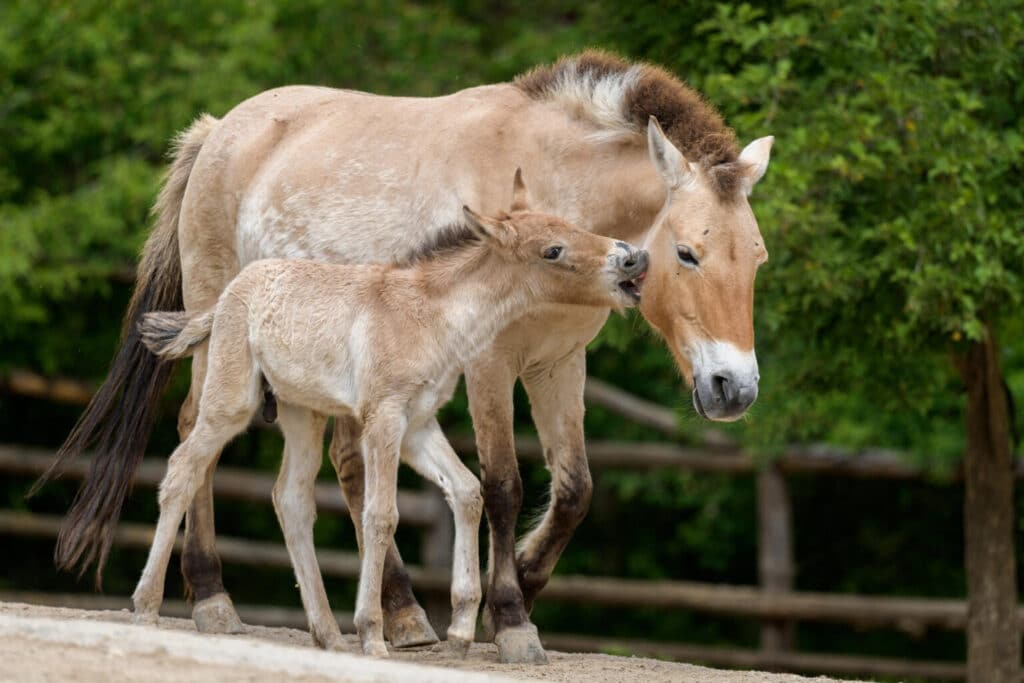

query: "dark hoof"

left=192, top=593, right=245, bottom=635
left=384, top=604, right=439, bottom=648
left=495, top=623, right=548, bottom=665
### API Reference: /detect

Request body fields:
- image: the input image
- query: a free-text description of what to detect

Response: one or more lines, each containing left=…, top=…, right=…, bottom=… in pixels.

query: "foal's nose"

left=616, top=243, right=649, bottom=278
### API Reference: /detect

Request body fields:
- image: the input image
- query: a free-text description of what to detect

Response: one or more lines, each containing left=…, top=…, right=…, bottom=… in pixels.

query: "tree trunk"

left=957, top=325, right=1021, bottom=683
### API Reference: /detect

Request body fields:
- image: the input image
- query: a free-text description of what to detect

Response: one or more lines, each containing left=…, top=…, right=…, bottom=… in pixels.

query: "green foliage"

left=594, top=0, right=1024, bottom=460
left=2, top=0, right=1023, bottom=672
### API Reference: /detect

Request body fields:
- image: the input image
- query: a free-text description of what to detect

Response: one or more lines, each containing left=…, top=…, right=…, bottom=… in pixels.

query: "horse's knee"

left=363, top=506, right=398, bottom=544
left=482, top=468, right=522, bottom=529
left=272, top=478, right=316, bottom=529
left=551, top=457, right=592, bottom=528
left=453, top=477, right=484, bottom=522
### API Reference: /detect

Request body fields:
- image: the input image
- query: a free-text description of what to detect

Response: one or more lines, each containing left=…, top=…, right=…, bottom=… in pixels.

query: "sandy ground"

left=0, top=602, right=857, bottom=683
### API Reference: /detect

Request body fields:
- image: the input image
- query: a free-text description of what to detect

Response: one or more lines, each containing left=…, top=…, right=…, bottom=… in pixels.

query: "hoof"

left=446, top=636, right=472, bottom=659
left=132, top=610, right=159, bottom=626
left=312, top=627, right=348, bottom=652
left=495, top=623, right=548, bottom=665
left=192, top=594, right=245, bottom=635
left=361, top=639, right=389, bottom=658
left=384, top=605, right=439, bottom=648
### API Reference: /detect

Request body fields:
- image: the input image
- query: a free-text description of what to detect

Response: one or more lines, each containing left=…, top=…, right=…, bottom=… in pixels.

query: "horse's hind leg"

left=133, top=324, right=259, bottom=623
left=179, top=341, right=245, bottom=634
left=328, top=417, right=438, bottom=648
left=516, top=348, right=592, bottom=613
left=272, top=403, right=346, bottom=650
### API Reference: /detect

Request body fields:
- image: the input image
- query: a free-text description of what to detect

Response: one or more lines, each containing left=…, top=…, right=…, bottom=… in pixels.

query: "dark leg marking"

left=483, top=467, right=528, bottom=630
left=518, top=455, right=592, bottom=613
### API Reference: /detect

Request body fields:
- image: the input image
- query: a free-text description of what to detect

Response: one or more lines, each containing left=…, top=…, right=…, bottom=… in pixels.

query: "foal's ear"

left=647, top=116, right=697, bottom=191
left=510, top=168, right=531, bottom=212
left=463, top=206, right=516, bottom=247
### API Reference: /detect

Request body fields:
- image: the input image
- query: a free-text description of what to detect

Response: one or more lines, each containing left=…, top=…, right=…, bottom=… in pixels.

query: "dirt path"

left=0, top=602, right=856, bottom=683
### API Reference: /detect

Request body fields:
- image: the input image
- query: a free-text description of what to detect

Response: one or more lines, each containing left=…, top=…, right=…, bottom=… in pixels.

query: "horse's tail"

left=30, top=113, right=220, bottom=587
left=139, top=309, right=215, bottom=361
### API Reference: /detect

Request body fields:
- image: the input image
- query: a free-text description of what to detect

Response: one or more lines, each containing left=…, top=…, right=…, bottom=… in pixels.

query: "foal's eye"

left=543, top=246, right=564, bottom=260
left=676, top=245, right=699, bottom=268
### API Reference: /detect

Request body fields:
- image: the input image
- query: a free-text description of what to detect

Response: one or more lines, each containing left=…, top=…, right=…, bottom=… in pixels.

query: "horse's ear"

left=463, top=205, right=516, bottom=247
left=738, top=136, right=774, bottom=195
left=647, top=116, right=696, bottom=191
left=510, top=168, right=531, bottom=212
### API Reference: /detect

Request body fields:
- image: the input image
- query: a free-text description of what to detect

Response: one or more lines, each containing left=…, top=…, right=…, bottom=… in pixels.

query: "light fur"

left=131, top=191, right=647, bottom=658
left=146, top=51, right=773, bottom=661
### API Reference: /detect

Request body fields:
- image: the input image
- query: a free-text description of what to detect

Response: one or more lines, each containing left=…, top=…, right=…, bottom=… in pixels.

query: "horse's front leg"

left=327, top=416, right=438, bottom=648
left=401, top=419, right=483, bottom=657
left=517, top=347, right=592, bottom=613
left=465, top=355, right=547, bottom=665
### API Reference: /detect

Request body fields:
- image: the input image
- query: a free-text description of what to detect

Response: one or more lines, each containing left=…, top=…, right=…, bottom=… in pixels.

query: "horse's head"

left=639, top=117, right=772, bottom=422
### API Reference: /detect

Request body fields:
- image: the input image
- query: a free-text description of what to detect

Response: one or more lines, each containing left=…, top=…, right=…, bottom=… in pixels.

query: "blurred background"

left=1, top=1, right=1022, bottom=681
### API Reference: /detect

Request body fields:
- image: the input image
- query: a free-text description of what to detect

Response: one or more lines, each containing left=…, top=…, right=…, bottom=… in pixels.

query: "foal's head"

left=639, top=117, right=773, bottom=422
left=463, top=170, right=647, bottom=312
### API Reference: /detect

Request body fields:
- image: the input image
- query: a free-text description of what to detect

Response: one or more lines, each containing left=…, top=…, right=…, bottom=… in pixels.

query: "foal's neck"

left=414, top=246, right=536, bottom=366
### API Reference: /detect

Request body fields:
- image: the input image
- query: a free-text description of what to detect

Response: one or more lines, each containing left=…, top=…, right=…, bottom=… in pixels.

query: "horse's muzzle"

left=693, top=370, right=758, bottom=421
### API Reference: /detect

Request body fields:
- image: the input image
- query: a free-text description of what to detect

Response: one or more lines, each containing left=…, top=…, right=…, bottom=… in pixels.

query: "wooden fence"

left=3, top=368, right=1016, bottom=681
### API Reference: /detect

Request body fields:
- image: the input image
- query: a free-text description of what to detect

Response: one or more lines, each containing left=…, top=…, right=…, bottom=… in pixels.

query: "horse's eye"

left=677, top=245, right=699, bottom=268
left=543, top=246, right=564, bottom=260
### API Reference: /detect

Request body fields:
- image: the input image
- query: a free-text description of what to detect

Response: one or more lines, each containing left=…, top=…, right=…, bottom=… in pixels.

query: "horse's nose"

left=710, top=371, right=758, bottom=413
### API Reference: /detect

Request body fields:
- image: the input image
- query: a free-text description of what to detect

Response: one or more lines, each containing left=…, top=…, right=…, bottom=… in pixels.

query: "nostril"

left=622, top=254, right=637, bottom=268
left=711, top=374, right=729, bottom=404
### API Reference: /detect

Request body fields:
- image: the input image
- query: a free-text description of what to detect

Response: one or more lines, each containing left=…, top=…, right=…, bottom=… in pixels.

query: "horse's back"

left=176, top=82, right=533, bottom=303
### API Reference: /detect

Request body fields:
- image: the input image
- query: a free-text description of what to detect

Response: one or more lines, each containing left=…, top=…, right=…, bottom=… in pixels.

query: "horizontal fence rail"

left=2, top=509, right=1015, bottom=634
left=0, top=445, right=444, bottom=527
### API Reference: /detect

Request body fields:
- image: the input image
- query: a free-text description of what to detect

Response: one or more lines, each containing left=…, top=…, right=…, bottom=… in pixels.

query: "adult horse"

left=46, top=51, right=772, bottom=664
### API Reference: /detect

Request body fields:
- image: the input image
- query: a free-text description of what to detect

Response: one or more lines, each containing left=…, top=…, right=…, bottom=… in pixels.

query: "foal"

left=132, top=174, right=648, bottom=657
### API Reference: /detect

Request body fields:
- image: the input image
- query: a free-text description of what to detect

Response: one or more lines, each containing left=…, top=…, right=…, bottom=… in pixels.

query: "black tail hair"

left=30, top=114, right=218, bottom=587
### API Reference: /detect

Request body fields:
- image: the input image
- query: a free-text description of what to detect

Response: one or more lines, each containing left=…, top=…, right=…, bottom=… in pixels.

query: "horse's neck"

left=413, top=250, right=534, bottom=366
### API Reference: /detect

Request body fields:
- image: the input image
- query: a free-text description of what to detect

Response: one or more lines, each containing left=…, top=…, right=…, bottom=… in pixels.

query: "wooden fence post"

left=758, top=464, right=795, bottom=657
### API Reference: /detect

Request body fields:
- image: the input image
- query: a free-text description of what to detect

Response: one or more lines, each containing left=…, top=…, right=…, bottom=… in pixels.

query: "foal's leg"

left=272, top=403, right=346, bottom=650
left=516, top=347, right=593, bottom=613
left=353, top=404, right=406, bottom=657
left=402, top=420, right=483, bottom=657
left=178, top=342, right=244, bottom=634
left=465, top=356, right=547, bottom=665
left=132, top=334, right=259, bottom=623
left=328, top=417, right=438, bottom=648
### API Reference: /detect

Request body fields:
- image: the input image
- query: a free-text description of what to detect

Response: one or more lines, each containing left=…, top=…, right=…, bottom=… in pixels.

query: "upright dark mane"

left=396, top=222, right=482, bottom=267
left=515, top=50, right=745, bottom=198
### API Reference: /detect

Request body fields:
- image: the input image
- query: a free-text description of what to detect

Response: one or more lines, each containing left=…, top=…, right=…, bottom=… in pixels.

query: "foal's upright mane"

left=515, top=50, right=746, bottom=198
left=395, top=222, right=482, bottom=268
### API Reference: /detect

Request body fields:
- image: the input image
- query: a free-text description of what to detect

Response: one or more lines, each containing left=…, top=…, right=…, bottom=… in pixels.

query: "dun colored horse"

left=134, top=181, right=647, bottom=657
left=44, top=51, right=772, bottom=664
